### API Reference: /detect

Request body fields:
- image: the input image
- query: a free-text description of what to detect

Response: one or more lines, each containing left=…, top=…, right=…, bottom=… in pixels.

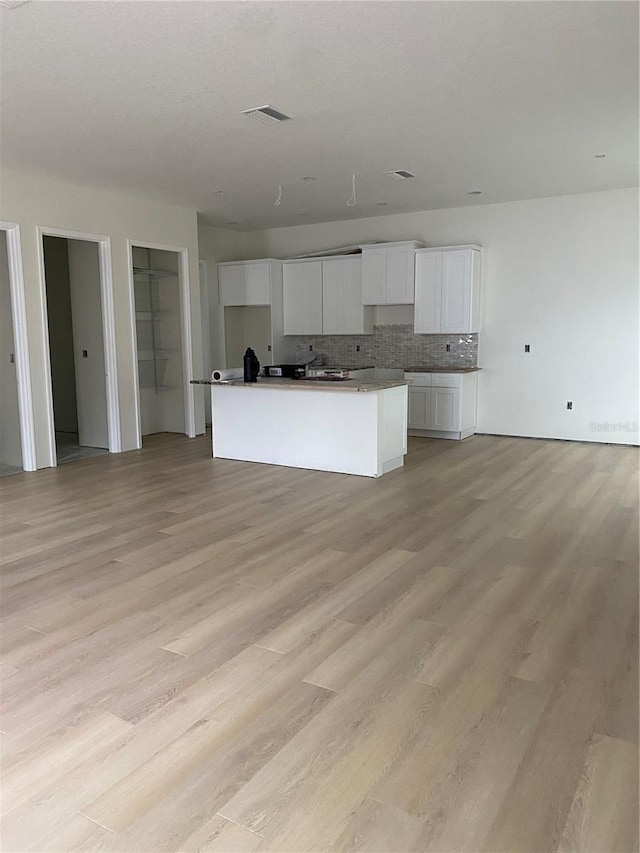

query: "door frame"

left=0, top=221, right=37, bottom=471
left=36, top=226, right=121, bottom=467
left=126, top=239, right=196, bottom=447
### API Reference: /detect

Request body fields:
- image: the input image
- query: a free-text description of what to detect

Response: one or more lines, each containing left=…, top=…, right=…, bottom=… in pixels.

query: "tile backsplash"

left=293, top=325, right=478, bottom=369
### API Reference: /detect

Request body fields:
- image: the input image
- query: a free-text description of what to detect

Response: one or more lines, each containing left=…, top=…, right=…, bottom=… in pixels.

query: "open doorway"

left=0, top=230, right=23, bottom=476
left=131, top=245, right=191, bottom=444
left=42, top=236, right=109, bottom=464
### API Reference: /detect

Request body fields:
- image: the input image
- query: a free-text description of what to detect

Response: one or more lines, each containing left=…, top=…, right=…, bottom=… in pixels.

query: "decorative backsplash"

left=293, top=325, right=478, bottom=369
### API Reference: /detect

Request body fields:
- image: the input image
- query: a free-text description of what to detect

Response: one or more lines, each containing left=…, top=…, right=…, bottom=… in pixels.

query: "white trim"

left=125, top=241, right=142, bottom=449
left=127, top=240, right=196, bottom=441
left=0, top=221, right=37, bottom=471
left=36, top=226, right=122, bottom=467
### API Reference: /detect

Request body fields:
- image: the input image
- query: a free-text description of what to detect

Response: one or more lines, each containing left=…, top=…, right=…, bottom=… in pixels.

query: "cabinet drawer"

left=431, top=373, right=462, bottom=388
left=403, top=372, right=432, bottom=387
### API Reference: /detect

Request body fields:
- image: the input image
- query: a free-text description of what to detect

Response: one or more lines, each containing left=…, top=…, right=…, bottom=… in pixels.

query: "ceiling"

left=1, top=1, right=638, bottom=230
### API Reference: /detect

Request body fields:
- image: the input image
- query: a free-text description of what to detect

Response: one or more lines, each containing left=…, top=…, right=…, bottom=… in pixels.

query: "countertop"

left=214, top=377, right=408, bottom=393
left=403, top=366, right=481, bottom=373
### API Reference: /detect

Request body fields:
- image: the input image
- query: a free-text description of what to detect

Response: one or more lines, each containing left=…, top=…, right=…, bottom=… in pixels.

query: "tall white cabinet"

left=414, top=245, right=481, bottom=333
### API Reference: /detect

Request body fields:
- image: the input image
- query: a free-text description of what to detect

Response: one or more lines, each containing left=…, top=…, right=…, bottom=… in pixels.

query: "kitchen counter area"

left=222, top=377, right=407, bottom=392
left=210, top=378, right=408, bottom=478
left=403, top=366, right=481, bottom=373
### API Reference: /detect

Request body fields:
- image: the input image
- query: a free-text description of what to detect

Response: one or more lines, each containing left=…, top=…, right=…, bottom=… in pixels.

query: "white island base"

left=211, top=380, right=408, bottom=478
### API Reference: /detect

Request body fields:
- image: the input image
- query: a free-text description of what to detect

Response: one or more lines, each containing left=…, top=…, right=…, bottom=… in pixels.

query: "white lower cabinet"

left=404, top=372, right=478, bottom=439
left=408, top=386, right=431, bottom=430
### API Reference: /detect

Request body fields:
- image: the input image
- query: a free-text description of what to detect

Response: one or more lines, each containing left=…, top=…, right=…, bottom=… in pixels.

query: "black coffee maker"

left=243, top=347, right=260, bottom=383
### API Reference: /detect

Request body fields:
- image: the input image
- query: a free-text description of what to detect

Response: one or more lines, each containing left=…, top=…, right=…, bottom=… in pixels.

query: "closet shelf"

left=135, top=309, right=173, bottom=319
left=137, top=350, right=174, bottom=362
left=133, top=267, right=177, bottom=278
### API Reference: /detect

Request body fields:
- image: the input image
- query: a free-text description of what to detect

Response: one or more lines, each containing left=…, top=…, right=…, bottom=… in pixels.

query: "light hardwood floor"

left=1, top=432, right=637, bottom=853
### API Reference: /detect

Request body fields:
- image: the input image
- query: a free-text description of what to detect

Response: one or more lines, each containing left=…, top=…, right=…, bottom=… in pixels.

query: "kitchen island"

left=210, top=377, right=408, bottom=477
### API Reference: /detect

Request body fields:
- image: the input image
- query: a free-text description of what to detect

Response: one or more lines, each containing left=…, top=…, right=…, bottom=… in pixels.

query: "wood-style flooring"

left=1, top=432, right=638, bottom=852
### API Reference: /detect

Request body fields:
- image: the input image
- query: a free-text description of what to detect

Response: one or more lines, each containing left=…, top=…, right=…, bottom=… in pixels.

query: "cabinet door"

left=386, top=250, right=414, bottom=304
left=432, top=387, right=460, bottom=431
left=245, top=263, right=271, bottom=305
left=362, top=252, right=386, bottom=305
left=218, top=265, right=246, bottom=307
left=408, top=387, right=432, bottom=429
left=322, top=257, right=364, bottom=334
left=414, top=252, right=442, bottom=333
left=441, top=250, right=472, bottom=333
left=283, top=261, right=323, bottom=335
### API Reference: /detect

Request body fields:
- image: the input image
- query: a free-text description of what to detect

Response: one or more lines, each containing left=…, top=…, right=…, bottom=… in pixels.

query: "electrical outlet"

left=566, top=401, right=573, bottom=410
left=309, top=344, right=313, bottom=352
left=446, top=343, right=451, bottom=352
left=82, top=349, right=88, bottom=358
left=356, top=345, right=360, bottom=352
left=9, top=353, right=14, bottom=364
left=524, top=344, right=530, bottom=353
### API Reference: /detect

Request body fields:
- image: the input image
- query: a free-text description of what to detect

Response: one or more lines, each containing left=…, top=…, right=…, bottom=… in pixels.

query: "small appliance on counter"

left=263, top=364, right=306, bottom=379
left=305, top=365, right=375, bottom=380
left=243, top=348, right=260, bottom=383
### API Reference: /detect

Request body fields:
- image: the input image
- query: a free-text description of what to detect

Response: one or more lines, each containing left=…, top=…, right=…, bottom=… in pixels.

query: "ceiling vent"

left=242, top=105, right=291, bottom=125
left=384, top=170, right=416, bottom=180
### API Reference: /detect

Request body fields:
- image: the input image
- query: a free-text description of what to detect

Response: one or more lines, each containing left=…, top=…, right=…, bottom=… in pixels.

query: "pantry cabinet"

left=404, top=371, right=478, bottom=439
left=414, top=246, right=481, bottom=334
left=361, top=241, right=425, bottom=305
left=283, top=256, right=372, bottom=335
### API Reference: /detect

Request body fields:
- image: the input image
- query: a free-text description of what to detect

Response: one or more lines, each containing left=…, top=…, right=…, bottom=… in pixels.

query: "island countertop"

left=403, top=366, right=481, bottom=373
left=219, top=377, right=409, bottom=392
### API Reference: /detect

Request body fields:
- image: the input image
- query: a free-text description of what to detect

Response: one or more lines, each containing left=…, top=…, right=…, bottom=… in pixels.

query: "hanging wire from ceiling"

left=274, top=185, right=283, bottom=206
left=346, top=173, right=357, bottom=207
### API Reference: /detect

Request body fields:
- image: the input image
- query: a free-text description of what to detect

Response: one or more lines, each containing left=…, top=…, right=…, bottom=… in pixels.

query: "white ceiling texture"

left=1, top=0, right=638, bottom=229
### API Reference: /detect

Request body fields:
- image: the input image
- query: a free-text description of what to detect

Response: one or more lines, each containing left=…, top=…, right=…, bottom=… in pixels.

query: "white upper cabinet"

left=322, top=257, right=372, bottom=335
left=361, top=241, right=425, bottom=305
left=413, top=251, right=442, bottom=333
left=283, top=260, right=323, bottom=335
left=283, top=256, right=372, bottom=335
left=218, top=260, right=273, bottom=306
left=414, top=246, right=481, bottom=334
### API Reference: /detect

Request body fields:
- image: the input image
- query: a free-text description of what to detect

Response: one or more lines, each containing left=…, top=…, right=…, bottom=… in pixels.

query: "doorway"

left=0, top=230, right=23, bottom=476
left=42, top=236, right=109, bottom=464
left=131, top=244, right=192, bottom=444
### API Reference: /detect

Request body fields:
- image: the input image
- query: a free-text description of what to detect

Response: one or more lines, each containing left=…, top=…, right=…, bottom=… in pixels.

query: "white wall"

left=202, top=188, right=639, bottom=446
left=67, top=239, right=109, bottom=448
left=0, top=169, right=205, bottom=467
left=0, top=231, right=23, bottom=468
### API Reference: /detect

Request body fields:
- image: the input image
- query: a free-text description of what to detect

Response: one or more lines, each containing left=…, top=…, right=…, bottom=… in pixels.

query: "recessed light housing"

left=241, top=105, right=291, bottom=125
left=467, top=190, right=482, bottom=195
left=384, top=170, right=416, bottom=180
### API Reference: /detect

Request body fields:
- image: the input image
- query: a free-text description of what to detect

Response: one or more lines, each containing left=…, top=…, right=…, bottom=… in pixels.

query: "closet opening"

left=131, top=245, right=187, bottom=443
left=42, top=236, right=109, bottom=464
